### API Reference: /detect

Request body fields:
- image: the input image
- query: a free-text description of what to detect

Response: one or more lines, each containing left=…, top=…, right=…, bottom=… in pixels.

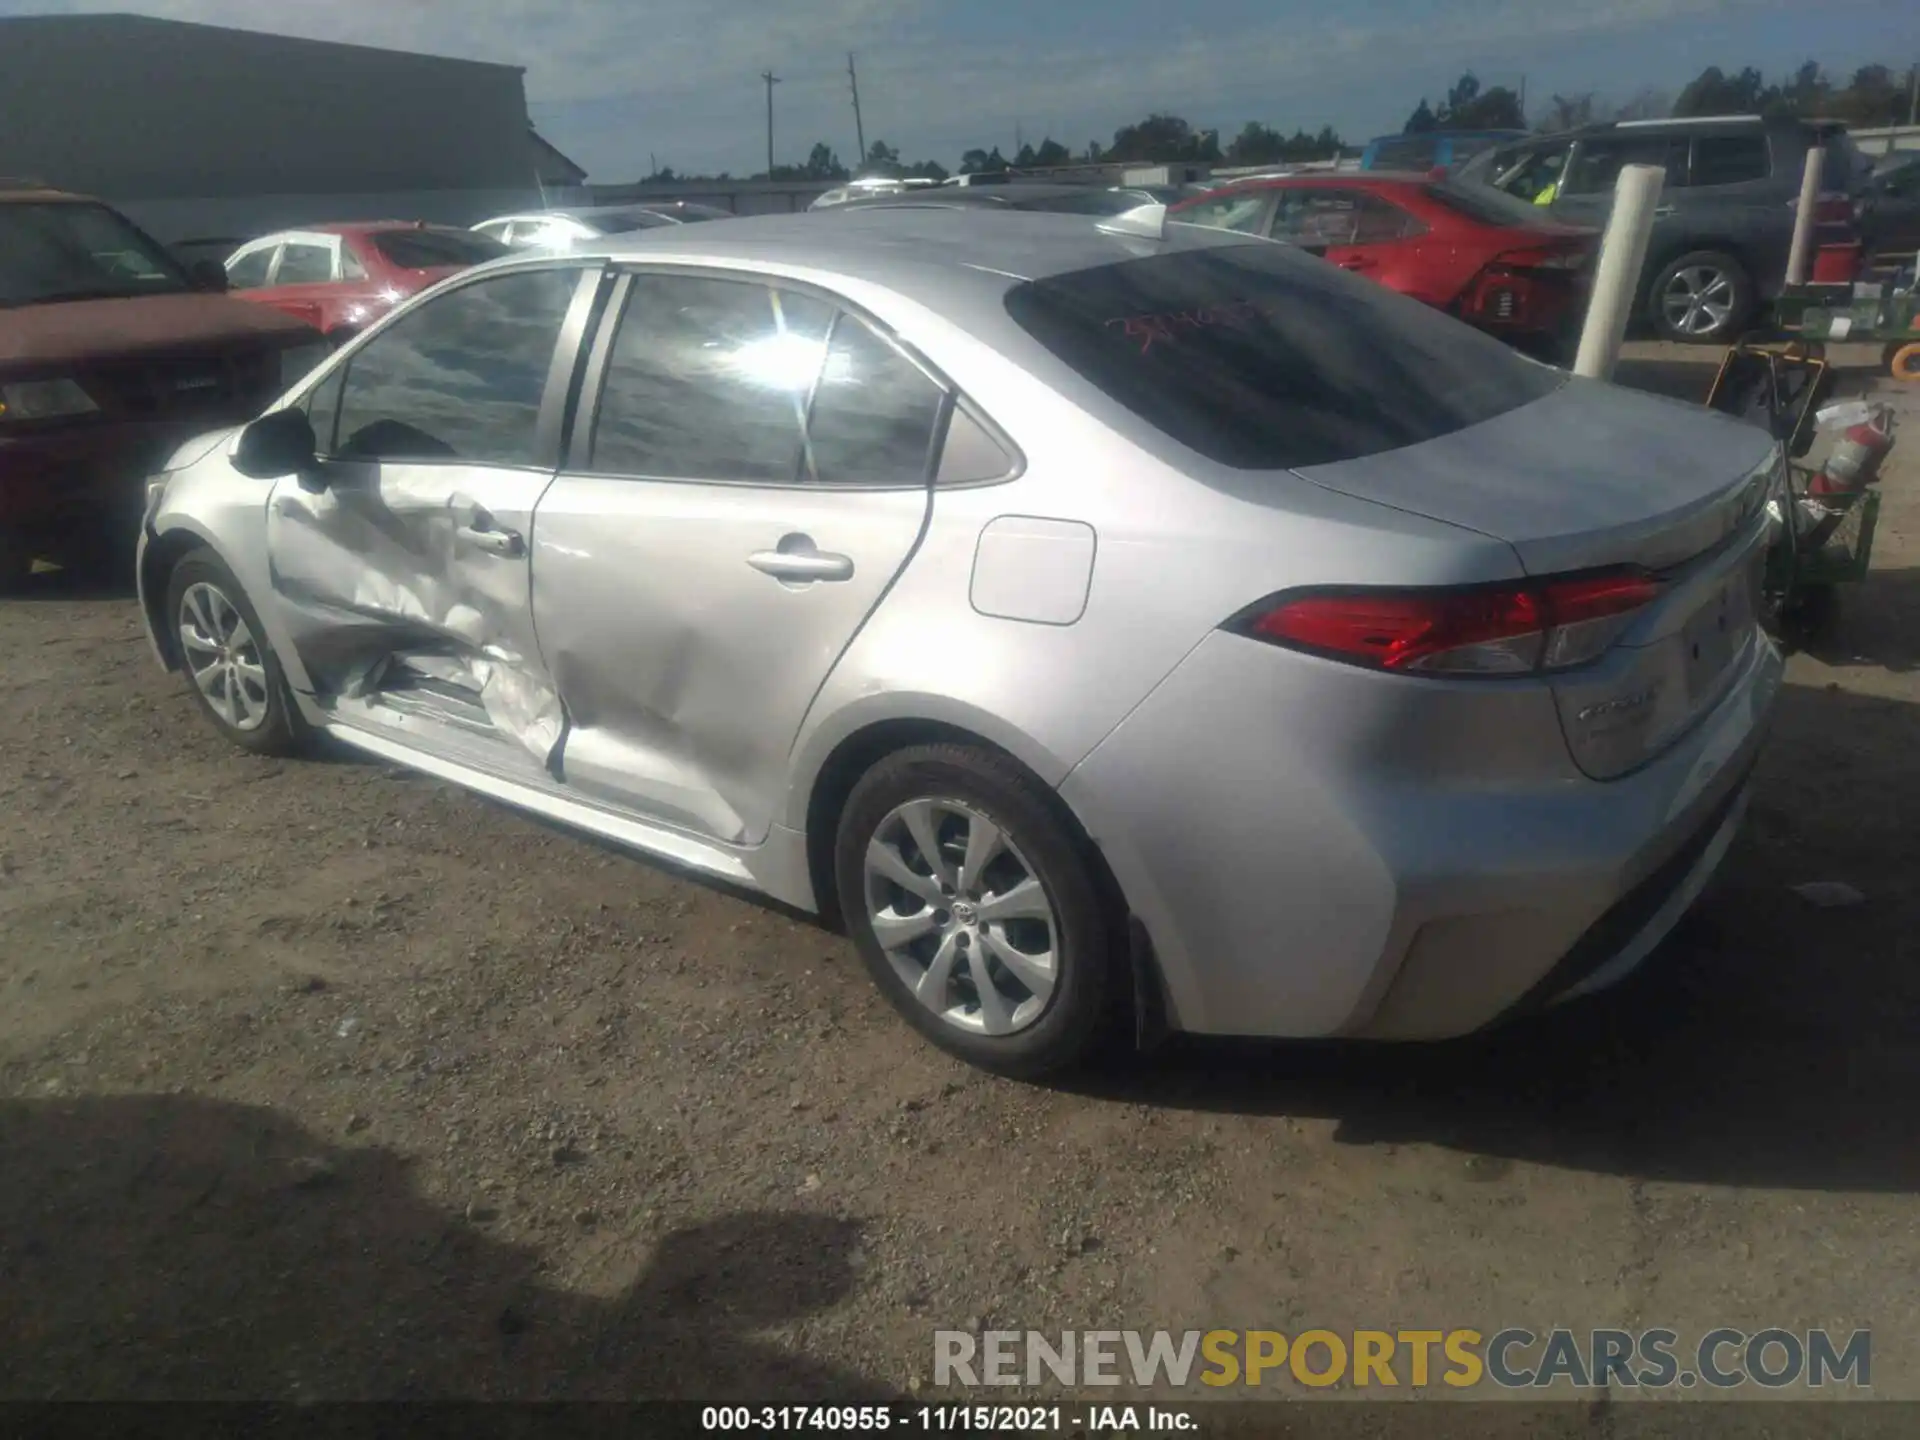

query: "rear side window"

left=591, top=274, right=946, bottom=488
left=1002, top=243, right=1563, bottom=471
left=1271, top=189, right=1424, bottom=246
left=276, top=242, right=333, bottom=285
left=592, top=276, right=822, bottom=482
left=1175, top=190, right=1271, bottom=234
left=1424, top=182, right=1552, bottom=228
left=804, top=315, right=945, bottom=485
left=330, top=267, right=578, bottom=465
left=1691, top=134, right=1771, bottom=187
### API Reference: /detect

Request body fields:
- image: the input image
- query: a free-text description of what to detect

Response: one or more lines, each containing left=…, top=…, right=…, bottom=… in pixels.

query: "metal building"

left=0, top=12, right=585, bottom=243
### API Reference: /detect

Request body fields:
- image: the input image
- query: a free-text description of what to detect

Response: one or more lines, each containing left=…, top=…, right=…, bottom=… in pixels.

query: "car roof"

left=0, top=183, right=98, bottom=205
left=551, top=207, right=1262, bottom=301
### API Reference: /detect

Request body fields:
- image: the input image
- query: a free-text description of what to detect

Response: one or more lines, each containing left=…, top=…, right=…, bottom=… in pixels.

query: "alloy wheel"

left=1660, top=265, right=1736, bottom=338
left=178, top=581, right=271, bottom=732
left=862, top=797, right=1060, bottom=1037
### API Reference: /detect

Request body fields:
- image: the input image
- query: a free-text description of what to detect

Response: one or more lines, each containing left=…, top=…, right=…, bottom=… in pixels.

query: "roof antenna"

left=1097, top=201, right=1168, bottom=240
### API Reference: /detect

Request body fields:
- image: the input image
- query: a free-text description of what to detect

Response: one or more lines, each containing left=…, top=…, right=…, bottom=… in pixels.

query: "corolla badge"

left=1577, top=690, right=1657, bottom=724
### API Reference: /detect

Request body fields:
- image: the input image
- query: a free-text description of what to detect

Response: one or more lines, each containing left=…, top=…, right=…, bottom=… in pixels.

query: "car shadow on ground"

left=0, top=1094, right=895, bottom=1401
left=1074, top=678, right=1920, bottom=1195
left=1790, top=564, right=1920, bottom=674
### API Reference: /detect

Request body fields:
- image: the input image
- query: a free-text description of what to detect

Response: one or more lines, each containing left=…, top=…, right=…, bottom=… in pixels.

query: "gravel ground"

left=4, top=346, right=1920, bottom=1405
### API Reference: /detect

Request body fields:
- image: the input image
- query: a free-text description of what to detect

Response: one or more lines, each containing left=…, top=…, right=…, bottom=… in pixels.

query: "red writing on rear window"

left=1103, top=298, right=1280, bottom=354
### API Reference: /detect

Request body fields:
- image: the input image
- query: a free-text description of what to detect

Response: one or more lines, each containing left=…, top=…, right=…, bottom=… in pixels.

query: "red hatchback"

left=1173, top=174, right=1597, bottom=358
left=223, top=222, right=508, bottom=344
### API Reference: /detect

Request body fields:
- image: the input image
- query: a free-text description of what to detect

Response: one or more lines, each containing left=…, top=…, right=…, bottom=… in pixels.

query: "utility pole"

left=847, top=53, right=866, bottom=169
left=1908, top=63, right=1918, bottom=126
left=762, top=69, right=780, bottom=176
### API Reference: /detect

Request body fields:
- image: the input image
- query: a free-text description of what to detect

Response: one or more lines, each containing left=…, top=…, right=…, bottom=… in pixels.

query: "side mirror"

left=233, top=407, right=318, bottom=480
left=187, top=258, right=230, bottom=292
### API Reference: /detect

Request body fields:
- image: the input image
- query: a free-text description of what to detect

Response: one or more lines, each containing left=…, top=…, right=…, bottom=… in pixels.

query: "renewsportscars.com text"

left=934, top=1327, right=1871, bottom=1391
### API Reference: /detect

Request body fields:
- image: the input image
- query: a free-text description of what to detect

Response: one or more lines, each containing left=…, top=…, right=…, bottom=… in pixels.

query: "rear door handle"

left=1337, top=257, right=1375, bottom=271
left=456, top=524, right=524, bottom=557
left=748, top=538, right=854, bottom=584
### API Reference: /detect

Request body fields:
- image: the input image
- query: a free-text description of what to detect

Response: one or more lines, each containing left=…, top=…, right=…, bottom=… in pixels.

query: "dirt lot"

left=4, top=345, right=1920, bottom=1406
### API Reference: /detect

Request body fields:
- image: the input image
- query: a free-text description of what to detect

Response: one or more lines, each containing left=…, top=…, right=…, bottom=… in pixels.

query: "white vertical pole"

left=1783, top=144, right=1825, bottom=287
left=1573, top=163, right=1666, bottom=381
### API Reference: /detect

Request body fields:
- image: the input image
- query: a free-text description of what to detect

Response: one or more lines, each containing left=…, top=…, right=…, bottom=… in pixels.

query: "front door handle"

left=457, top=524, right=524, bottom=557
left=748, top=537, right=854, bottom=584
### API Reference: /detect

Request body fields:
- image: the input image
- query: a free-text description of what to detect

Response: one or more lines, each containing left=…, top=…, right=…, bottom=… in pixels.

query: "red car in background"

left=223, top=221, right=508, bottom=345
left=1172, top=174, right=1597, bottom=359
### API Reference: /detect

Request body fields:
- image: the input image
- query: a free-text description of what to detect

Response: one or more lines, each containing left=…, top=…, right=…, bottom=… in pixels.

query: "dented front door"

left=264, top=263, right=602, bottom=770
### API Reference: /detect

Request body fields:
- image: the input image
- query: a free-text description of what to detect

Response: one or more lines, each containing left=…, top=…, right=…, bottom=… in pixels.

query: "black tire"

left=1645, top=249, right=1754, bottom=344
left=164, top=547, right=311, bottom=757
left=833, top=743, right=1120, bottom=1079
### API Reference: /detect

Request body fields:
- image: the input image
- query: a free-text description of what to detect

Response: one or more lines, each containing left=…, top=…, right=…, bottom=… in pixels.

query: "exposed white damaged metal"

left=265, top=473, right=565, bottom=766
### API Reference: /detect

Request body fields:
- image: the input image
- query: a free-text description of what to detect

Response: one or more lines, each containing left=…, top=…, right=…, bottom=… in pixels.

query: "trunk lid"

left=1290, top=375, right=1779, bottom=576
left=1293, top=376, right=1781, bottom=779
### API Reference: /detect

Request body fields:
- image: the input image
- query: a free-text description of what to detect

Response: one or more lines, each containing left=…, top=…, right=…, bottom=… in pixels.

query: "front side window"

left=1486, top=143, right=1570, bottom=203
left=1562, top=135, right=1689, bottom=196
left=275, top=242, right=334, bottom=285
left=0, top=201, right=194, bottom=306
left=226, top=247, right=275, bottom=290
left=329, top=267, right=579, bottom=465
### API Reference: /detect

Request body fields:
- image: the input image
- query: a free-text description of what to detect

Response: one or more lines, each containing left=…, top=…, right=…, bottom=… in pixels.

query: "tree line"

left=630, top=59, right=1915, bottom=185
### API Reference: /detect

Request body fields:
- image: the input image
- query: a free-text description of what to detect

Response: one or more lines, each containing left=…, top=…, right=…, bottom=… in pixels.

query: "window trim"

left=565, top=262, right=1024, bottom=492
left=296, top=258, right=609, bottom=475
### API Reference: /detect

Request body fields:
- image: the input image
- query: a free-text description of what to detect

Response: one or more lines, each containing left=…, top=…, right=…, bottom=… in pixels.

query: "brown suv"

left=1, top=185, right=328, bottom=586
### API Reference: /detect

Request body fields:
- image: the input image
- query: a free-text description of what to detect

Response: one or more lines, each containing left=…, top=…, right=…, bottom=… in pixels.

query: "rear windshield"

left=1003, top=242, right=1563, bottom=470
left=1423, top=181, right=1553, bottom=229
left=372, top=228, right=508, bottom=270
left=588, top=210, right=676, bottom=234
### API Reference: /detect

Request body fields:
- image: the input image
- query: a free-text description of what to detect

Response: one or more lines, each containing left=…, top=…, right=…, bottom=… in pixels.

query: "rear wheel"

left=833, top=743, right=1120, bottom=1078
left=1647, top=250, right=1754, bottom=344
left=165, top=548, right=311, bottom=757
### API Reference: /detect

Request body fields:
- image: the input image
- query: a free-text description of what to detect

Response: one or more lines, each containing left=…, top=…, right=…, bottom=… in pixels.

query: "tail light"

left=1491, top=244, right=1588, bottom=271
left=1228, top=569, right=1662, bottom=677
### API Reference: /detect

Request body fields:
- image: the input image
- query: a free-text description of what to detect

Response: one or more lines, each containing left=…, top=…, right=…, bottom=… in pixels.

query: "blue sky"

left=7, top=0, right=1917, bottom=179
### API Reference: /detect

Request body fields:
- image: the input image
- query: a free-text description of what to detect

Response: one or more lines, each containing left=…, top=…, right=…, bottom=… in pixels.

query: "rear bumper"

left=1059, top=622, right=1782, bottom=1041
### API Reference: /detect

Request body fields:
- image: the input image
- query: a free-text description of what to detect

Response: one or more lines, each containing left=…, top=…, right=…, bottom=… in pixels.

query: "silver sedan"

left=135, top=208, right=1785, bottom=1076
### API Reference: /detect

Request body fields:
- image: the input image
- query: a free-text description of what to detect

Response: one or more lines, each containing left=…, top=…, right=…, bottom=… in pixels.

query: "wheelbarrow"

left=1703, top=338, right=1891, bottom=638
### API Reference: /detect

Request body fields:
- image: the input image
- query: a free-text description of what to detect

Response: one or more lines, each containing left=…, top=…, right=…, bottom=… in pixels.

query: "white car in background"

left=472, top=203, right=731, bottom=251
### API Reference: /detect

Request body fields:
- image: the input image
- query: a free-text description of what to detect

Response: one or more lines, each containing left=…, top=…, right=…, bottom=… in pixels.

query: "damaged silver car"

left=139, top=210, right=1783, bottom=1076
